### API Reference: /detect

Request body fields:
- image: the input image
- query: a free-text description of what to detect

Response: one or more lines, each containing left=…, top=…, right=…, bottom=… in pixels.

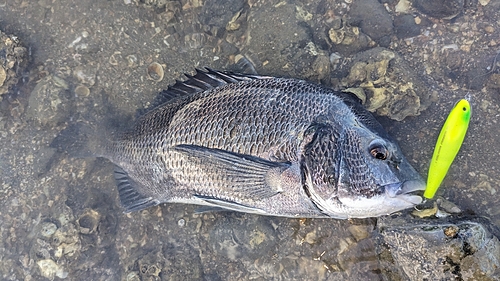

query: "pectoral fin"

left=173, top=144, right=290, bottom=200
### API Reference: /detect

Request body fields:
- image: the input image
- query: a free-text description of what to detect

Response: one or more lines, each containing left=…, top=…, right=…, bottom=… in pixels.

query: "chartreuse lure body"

left=424, top=99, right=471, bottom=199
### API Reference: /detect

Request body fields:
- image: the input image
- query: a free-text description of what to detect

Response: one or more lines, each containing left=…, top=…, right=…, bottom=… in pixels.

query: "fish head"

left=302, top=122, right=425, bottom=219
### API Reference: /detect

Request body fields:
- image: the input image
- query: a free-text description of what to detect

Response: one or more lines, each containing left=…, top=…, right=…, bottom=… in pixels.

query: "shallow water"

left=1, top=0, right=499, bottom=280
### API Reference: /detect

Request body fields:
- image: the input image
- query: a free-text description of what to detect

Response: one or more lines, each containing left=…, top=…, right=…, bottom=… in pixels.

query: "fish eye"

left=369, top=142, right=389, bottom=160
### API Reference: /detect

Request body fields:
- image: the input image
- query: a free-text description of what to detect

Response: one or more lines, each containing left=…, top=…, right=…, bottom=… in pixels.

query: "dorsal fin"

left=145, top=68, right=272, bottom=112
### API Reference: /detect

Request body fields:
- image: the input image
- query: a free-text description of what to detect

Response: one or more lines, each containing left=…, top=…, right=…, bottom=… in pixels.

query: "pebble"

left=26, top=75, right=73, bottom=126
left=312, top=53, right=330, bottom=80
left=412, top=202, right=438, bottom=218
left=37, top=259, right=68, bottom=279
left=395, top=0, right=411, bottom=13
left=329, top=52, right=342, bottom=65
left=304, top=231, right=317, bottom=244
left=443, top=225, right=459, bottom=238
left=437, top=198, right=462, bottom=214
left=484, top=25, right=495, bottom=34
left=295, top=6, right=312, bottom=21
left=40, top=222, right=58, bottom=238
left=126, top=54, right=138, bottom=67
left=0, top=30, right=29, bottom=95
left=413, top=0, right=464, bottom=19
left=488, top=73, right=500, bottom=89
left=74, top=85, right=90, bottom=97
left=126, top=272, right=140, bottom=281
left=226, top=10, right=242, bottom=31
left=77, top=209, right=100, bottom=234
left=347, top=225, right=370, bottom=241
left=328, top=28, right=345, bottom=44
left=201, top=0, right=245, bottom=26
left=0, top=66, right=6, bottom=87
left=73, top=66, right=96, bottom=86
left=146, top=62, right=164, bottom=82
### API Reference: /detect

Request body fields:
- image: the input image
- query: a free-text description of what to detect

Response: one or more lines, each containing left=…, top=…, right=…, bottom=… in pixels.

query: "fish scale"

left=55, top=68, right=426, bottom=218
left=165, top=82, right=322, bottom=156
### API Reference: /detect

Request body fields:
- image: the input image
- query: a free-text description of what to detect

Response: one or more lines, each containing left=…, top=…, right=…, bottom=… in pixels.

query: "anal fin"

left=194, top=195, right=267, bottom=215
left=114, top=166, right=160, bottom=213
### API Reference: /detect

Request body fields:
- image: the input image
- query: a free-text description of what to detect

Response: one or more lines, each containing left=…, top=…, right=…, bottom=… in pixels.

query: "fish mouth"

left=384, top=179, right=426, bottom=204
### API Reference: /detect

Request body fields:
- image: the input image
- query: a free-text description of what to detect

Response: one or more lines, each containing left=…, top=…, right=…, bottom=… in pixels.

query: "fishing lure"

left=424, top=99, right=471, bottom=199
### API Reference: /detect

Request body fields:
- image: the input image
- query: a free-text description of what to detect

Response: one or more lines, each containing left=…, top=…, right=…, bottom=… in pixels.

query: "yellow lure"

left=424, top=99, right=471, bottom=199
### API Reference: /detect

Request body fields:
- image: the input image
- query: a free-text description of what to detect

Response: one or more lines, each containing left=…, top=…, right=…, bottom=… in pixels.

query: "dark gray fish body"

left=102, top=69, right=425, bottom=219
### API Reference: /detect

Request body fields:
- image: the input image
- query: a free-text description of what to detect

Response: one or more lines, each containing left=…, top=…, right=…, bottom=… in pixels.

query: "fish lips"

left=384, top=179, right=426, bottom=205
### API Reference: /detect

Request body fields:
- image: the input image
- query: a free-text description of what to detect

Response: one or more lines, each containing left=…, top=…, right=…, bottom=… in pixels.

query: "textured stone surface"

left=377, top=216, right=500, bottom=280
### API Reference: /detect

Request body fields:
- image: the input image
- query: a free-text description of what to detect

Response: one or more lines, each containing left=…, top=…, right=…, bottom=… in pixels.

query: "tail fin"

left=50, top=121, right=109, bottom=158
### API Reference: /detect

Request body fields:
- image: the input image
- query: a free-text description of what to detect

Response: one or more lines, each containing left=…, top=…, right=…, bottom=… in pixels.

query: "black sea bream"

left=61, top=69, right=425, bottom=219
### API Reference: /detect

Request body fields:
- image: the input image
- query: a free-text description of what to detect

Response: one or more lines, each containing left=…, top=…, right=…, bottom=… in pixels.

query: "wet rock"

left=77, top=209, right=101, bottom=235
left=311, top=53, right=331, bottom=81
left=463, top=55, right=494, bottom=90
left=411, top=200, right=457, bottom=218
left=413, top=0, right=464, bottom=19
left=183, top=32, right=208, bottom=50
left=0, top=66, right=5, bottom=88
left=487, top=73, right=500, bottom=89
left=28, top=203, right=83, bottom=280
left=125, top=229, right=204, bottom=281
left=243, top=3, right=323, bottom=77
left=164, top=244, right=203, bottom=280
left=482, top=0, right=500, bottom=19
left=74, top=84, right=90, bottom=97
left=126, top=249, right=166, bottom=281
left=437, top=198, right=463, bottom=214
left=0, top=30, right=29, bottom=96
left=73, top=65, right=97, bottom=87
left=200, top=0, right=245, bottom=27
left=231, top=54, right=258, bottom=74
left=328, top=25, right=373, bottom=57
left=146, top=62, right=164, bottom=82
left=209, top=216, right=277, bottom=261
left=411, top=202, right=438, bottom=218
left=337, top=47, right=433, bottom=121
left=137, top=252, right=163, bottom=281
left=395, top=0, right=412, bottom=13
left=226, top=10, right=245, bottom=31
left=134, top=0, right=170, bottom=9
left=209, top=219, right=243, bottom=261
left=377, top=216, right=500, bottom=280
left=337, top=238, right=380, bottom=280
left=348, top=0, right=394, bottom=46
left=393, top=15, right=421, bottom=39
left=37, top=259, right=68, bottom=279
left=52, top=222, right=81, bottom=259
left=40, top=222, right=58, bottom=238
left=26, top=75, right=74, bottom=126
left=347, top=224, right=371, bottom=241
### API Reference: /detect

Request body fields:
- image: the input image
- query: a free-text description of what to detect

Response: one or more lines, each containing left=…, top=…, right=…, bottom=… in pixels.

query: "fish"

left=53, top=68, right=426, bottom=219
left=425, top=99, right=471, bottom=199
